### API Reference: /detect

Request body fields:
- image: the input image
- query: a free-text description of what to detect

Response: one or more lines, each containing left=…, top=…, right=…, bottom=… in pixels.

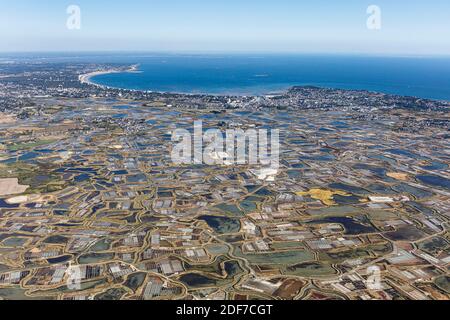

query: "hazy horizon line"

left=1, top=50, right=450, bottom=59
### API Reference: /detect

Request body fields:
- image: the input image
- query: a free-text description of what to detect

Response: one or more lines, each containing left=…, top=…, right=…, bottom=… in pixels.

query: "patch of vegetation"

left=6, top=139, right=57, bottom=152
left=94, top=288, right=126, bottom=301
left=78, top=252, right=115, bottom=264
left=234, top=246, right=314, bottom=266
left=283, top=261, right=337, bottom=277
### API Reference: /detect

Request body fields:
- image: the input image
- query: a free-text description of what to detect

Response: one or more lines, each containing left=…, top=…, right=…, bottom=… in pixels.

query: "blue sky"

left=1, top=0, right=449, bottom=54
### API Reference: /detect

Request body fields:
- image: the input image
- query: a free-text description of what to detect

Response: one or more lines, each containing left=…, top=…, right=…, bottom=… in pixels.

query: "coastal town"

left=0, top=59, right=449, bottom=300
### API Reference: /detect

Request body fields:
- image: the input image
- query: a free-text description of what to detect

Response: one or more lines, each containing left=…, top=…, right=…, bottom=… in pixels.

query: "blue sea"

left=5, top=53, right=450, bottom=100
left=89, top=54, right=450, bottom=100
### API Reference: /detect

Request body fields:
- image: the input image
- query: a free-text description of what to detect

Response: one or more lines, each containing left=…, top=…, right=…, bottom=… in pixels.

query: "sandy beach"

left=78, top=64, right=140, bottom=88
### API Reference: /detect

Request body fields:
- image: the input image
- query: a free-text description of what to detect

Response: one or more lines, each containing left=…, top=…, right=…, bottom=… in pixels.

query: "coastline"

left=79, top=64, right=140, bottom=89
